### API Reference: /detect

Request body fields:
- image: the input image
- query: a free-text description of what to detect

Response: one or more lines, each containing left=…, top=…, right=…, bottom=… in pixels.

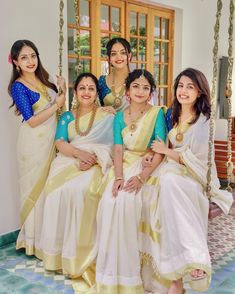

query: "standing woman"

left=95, top=69, right=167, bottom=293
left=8, top=40, right=66, bottom=257
left=98, top=37, right=132, bottom=113
left=150, top=68, right=233, bottom=293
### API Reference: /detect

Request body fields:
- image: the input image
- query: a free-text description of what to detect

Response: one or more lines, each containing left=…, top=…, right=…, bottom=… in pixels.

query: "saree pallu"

left=140, top=114, right=233, bottom=293
left=16, top=90, right=57, bottom=257
left=94, top=106, right=163, bottom=294
left=39, top=112, right=113, bottom=284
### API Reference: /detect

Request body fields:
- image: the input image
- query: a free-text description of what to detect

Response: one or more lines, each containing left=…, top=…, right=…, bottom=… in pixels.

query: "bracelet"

left=136, top=174, right=145, bottom=184
left=115, top=176, right=123, bottom=181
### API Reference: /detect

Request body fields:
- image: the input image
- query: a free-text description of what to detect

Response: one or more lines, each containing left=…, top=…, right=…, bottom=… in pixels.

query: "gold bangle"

left=137, top=174, right=145, bottom=184
left=115, top=176, right=123, bottom=181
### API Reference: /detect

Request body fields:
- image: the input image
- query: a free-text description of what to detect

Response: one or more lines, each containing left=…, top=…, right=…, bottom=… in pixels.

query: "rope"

left=226, top=0, right=234, bottom=191
left=74, top=0, right=82, bottom=74
left=206, top=0, right=223, bottom=200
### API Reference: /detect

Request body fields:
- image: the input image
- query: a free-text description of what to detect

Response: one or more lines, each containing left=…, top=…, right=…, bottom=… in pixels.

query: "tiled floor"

left=0, top=207, right=235, bottom=294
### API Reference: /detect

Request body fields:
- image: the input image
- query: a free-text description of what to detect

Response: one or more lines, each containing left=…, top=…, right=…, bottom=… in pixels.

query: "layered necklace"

left=111, top=71, right=126, bottom=109
left=175, top=114, right=194, bottom=142
left=128, top=105, right=149, bottom=133
left=75, top=105, right=97, bottom=136
left=19, top=77, right=51, bottom=102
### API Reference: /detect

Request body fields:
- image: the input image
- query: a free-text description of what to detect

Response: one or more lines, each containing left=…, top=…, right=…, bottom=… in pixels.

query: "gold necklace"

left=111, top=71, right=126, bottom=109
left=20, top=77, right=51, bottom=102
left=75, top=106, right=97, bottom=136
left=175, top=115, right=193, bottom=142
left=128, top=105, right=149, bottom=133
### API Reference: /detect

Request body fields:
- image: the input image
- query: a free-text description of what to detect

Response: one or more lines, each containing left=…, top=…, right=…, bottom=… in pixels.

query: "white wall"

left=152, top=0, right=235, bottom=140
left=0, top=0, right=234, bottom=235
left=0, top=0, right=68, bottom=235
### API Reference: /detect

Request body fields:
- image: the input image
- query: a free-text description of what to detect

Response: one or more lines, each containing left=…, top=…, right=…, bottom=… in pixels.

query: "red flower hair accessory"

left=8, top=54, right=13, bottom=64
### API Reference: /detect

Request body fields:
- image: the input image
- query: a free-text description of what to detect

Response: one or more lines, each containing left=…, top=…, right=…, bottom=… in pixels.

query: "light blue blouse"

left=114, top=108, right=167, bottom=146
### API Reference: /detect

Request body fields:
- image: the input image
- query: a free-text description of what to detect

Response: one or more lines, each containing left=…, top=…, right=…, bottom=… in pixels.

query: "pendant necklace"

left=128, top=105, right=148, bottom=133
left=175, top=114, right=193, bottom=142
left=111, top=71, right=126, bottom=109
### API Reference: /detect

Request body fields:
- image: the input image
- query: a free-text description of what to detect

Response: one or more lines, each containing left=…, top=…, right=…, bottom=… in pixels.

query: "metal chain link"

left=226, top=0, right=234, bottom=191
left=57, top=0, right=65, bottom=118
left=74, top=0, right=82, bottom=74
left=206, top=0, right=223, bottom=199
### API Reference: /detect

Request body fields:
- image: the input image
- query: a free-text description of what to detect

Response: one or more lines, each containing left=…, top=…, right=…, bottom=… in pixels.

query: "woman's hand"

left=112, top=179, right=124, bottom=197
left=151, top=137, right=168, bottom=155
left=73, top=148, right=97, bottom=165
left=55, top=93, right=66, bottom=108
left=101, top=106, right=116, bottom=115
left=142, top=153, right=153, bottom=168
left=123, top=176, right=143, bottom=194
left=79, top=161, right=94, bottom=171
left=56, top=75, right=66, bottom=94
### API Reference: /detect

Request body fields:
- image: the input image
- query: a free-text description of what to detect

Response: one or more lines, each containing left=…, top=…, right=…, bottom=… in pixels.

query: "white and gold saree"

left=140, top=114, right=233, bottom=293
left=94, top=106, right=164, bottom=294
left=39, top=109, right=113, bottom=284
left=16, top=88, right=57, bottom=256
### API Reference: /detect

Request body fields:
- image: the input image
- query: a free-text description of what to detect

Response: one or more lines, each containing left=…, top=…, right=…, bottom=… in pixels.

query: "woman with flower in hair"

left=40, top=72, right=114, bottom=284
left=98, top=37, right=132, bottom=114
left=8, top=39, right=66, bottom=257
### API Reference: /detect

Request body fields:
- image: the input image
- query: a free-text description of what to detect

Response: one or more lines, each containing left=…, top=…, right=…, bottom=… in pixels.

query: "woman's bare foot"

left=190, top=269, right=206, bottom=280
left=168, top=279, right=183, bottom=294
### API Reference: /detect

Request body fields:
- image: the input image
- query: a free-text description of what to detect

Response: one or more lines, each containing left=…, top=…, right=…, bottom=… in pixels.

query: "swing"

left=207, top=0, right=235, bottom=218
left=59, top=1, right=234, bottom=218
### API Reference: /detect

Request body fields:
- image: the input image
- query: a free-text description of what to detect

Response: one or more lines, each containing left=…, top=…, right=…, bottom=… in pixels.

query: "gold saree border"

left=20, top=144, right=55, bottom=225
left=96, top=283, right=144, bottom=294
left=139, top=221, right=160, bottom=243
left=45, top=164, right=83, bottom=195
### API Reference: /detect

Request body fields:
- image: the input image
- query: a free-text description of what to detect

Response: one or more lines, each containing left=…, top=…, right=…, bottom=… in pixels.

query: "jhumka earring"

left=16, top=65, right=20, bottom=72
left=71, top=95, right=79, bottom=110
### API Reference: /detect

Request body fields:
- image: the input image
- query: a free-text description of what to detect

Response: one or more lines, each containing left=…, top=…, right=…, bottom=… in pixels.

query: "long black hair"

left=171, top=68, right=211, bottom=126
left=125, top=69, right=156, bottom=95
left=8, top=40, right=58, bottom=112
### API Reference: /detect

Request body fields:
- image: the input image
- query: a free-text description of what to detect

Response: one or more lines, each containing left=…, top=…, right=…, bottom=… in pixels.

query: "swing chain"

left=206, top=0, right=223, bottom=200
left=74, top=0, right=82, bottom=74
left=226, top=0, right=234, bottom=191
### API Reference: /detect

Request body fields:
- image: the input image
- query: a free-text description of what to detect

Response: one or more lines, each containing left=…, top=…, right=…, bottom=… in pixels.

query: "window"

left=67, top=0, right=174, bottom=106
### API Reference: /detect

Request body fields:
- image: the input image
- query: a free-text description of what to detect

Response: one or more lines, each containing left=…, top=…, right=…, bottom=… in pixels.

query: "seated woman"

left=94, top=69, right=167, bottom=293
left=147, top=68, right=233, bottom=293
left=39, top=73, right=114, bottom=284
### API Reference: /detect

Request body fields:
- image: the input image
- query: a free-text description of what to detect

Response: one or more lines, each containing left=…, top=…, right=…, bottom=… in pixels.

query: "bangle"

left=136, top=174, right=145, bottom=184
left=115, top=176, right=123, bottom=181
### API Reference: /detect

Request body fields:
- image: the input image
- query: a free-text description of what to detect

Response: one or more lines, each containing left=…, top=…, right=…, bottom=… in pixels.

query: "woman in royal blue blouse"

left=98, top=37, right=132, bottom=113
left=8, top=39, right=66, bottom=258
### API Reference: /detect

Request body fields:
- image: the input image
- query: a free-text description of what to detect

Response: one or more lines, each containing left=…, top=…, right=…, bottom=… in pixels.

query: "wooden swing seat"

left=208, top=134, right=235, bottom=218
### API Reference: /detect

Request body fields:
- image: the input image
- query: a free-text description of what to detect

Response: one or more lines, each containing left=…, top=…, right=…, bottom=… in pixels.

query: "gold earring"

left=16, top=65, right=20, bottom=72
left=71, top=95, right=79, bottom=110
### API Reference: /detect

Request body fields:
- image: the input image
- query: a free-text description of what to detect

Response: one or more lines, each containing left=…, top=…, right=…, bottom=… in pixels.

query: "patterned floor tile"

left=0, top=207, right=234, bottom=293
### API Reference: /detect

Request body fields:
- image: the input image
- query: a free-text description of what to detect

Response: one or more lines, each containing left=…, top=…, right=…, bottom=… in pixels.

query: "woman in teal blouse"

left=39, top=73, right=114, bottom=286
left=94, top=69, right=167, bottom=294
